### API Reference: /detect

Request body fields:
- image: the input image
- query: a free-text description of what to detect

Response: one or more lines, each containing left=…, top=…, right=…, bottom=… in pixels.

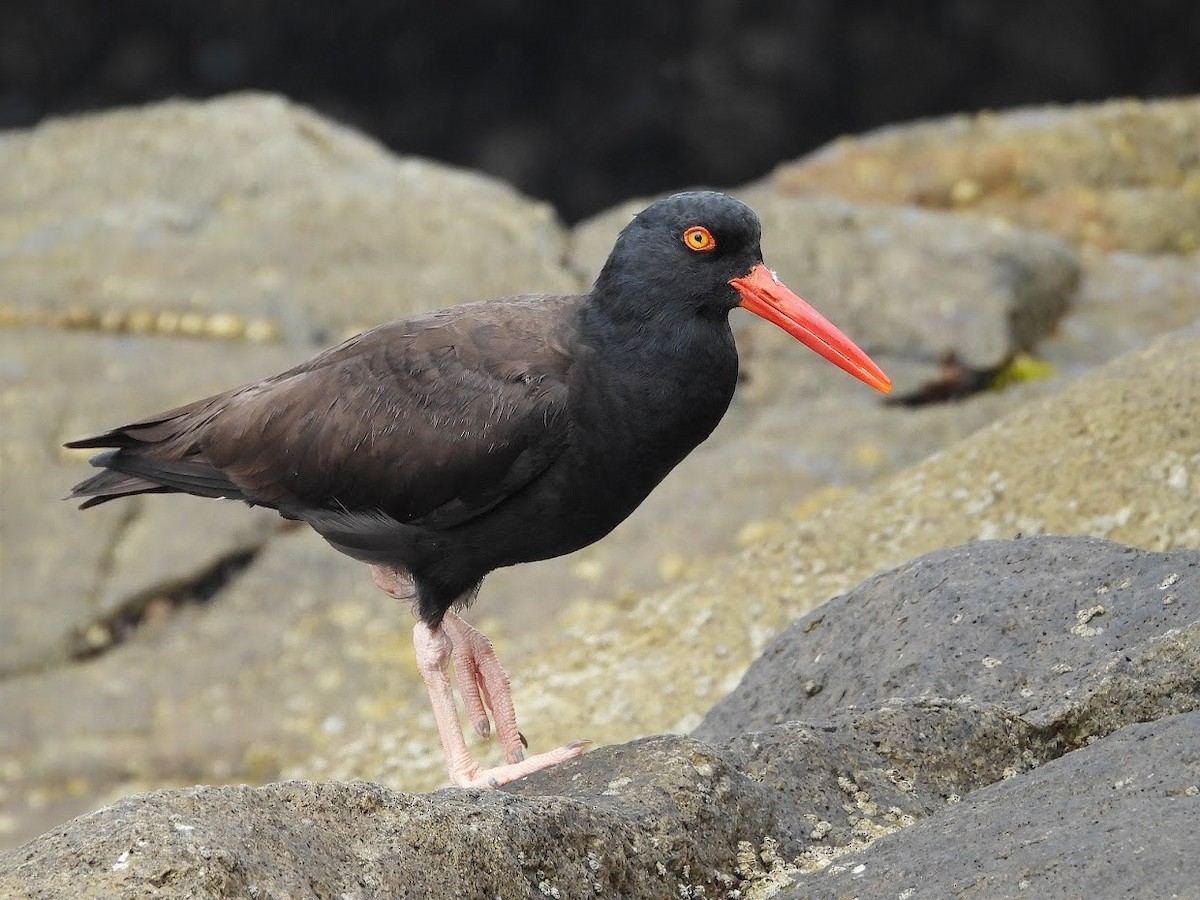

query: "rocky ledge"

left=1, top=535, right=1196, bottom=898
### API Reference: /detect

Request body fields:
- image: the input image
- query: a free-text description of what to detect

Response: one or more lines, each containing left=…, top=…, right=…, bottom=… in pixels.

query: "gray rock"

left=697, top=535, right=1200, bottom=741
left=775, top=712, right=1200, bottom=900
left=0, top=329, right=297, bottom=676
left=3, top=526, right=1196, bottom=900
left=0, top=92, right=577, bottom=341
left=769, top=96, right=1200, bottom=256
left=0, top=740, right=778, bottom=900
left=0, top=704, right=1060, bottom=900
left=1040, top=249, right=1200, bottom=379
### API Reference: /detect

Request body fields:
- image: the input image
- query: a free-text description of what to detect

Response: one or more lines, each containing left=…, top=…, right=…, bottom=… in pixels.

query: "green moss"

left=991, top=353, right=1057, bottom=391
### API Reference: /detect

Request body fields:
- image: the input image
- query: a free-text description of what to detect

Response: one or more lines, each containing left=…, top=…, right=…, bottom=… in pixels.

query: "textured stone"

left=772, top=96, right=1200, bottom=254
left=3, top=537, right=1197, bottom=899
left=0, top=93, right=577, bottom=341
left=697, top=536, right=1200, bottom=741
left=776, top=713, right=1200, bottom=900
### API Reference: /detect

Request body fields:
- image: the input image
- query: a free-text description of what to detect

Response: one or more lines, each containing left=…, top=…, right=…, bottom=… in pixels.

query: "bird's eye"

left=682, top=225, right=717, bottom=253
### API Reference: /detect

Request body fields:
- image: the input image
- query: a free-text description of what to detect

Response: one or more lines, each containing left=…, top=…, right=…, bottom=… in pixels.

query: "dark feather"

left=67, top=296, right=581, bottom=536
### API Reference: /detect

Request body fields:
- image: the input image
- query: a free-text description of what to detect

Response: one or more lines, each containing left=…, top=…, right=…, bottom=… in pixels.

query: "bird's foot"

left=448, top=740, right=589, bottom=789
left=440, top=612, right=529, bottom=763
left=413, top=616, right=586, bottom=788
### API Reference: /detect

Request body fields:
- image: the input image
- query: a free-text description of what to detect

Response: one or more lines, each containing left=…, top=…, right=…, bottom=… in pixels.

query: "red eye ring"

left=683, top=225, right=717, bottom=253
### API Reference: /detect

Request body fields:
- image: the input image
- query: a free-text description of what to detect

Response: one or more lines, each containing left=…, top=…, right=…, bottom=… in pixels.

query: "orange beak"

left=731, top=263, right=892, bottom=393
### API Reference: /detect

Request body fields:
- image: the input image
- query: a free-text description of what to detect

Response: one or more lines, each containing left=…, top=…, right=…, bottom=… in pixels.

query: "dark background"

left=5, top=0, right=1199, bottom=222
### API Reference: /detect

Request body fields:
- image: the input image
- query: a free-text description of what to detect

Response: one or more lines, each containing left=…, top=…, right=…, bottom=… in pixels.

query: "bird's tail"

left=65, top=403, right=245, bottom=509
left=66, top=454, right=177, bottom=508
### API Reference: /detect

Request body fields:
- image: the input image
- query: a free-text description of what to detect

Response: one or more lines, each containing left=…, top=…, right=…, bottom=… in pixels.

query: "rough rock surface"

left=775, top=713, right=1200, bottom=900
left=297, top=324, right=1199, bottom=793
left=771, top=96, right=1200, bottom=254
left=1, top=536, right=1196, bottom=899
left=697, top=536, right=1200, bottom=740
left=0, top=706, right=1051, bottom=900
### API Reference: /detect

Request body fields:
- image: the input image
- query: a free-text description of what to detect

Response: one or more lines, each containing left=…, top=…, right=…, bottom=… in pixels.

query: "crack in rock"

left=71, top=547, right=262, bottom=662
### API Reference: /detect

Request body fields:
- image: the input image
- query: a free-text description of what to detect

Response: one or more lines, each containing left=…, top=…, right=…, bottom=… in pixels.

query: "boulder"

left=771, top=96, right=1200, bottom=255
left=2, top=536, right=1196, bottom=899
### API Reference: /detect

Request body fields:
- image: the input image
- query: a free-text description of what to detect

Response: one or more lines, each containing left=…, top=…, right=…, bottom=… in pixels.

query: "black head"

left=593, top=191, right=765, bottom=320
left=590, top=190, right=894, bottom=394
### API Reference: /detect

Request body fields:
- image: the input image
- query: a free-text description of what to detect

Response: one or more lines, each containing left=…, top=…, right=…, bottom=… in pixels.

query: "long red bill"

left=730, top=263, right=892, bottom=394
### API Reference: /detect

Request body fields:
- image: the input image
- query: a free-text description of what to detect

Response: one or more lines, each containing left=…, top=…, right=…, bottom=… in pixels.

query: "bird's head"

left=595, top=191, right=892, bottom=393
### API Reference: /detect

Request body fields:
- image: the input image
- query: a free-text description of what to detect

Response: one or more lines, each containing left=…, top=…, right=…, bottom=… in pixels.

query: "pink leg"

left=413, top=619, right=585, bottom=788
left=371, top=564, right=585, bottom=788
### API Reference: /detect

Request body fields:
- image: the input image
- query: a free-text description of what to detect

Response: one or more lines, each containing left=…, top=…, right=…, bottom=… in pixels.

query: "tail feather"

left=66, top=402, right=248, bottom=508
left=68, top=448, right=246, bottom=508
left=68, top=466, right=175, bottom=508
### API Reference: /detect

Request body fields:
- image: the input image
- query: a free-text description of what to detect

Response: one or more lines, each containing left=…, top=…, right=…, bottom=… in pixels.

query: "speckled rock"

left=0, top=704, right=1069, bottom=900
left=2, top=534, right=1197, bottom=899
left=770, top=96, right=1200, bottom=254
left=774, top=712, right=1200, bottom=900
left=697, top=536, right=1200, bottom=741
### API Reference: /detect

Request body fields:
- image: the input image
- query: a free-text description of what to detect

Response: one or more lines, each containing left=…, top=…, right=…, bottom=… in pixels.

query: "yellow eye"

left=683, top=225, right=717, bottom=253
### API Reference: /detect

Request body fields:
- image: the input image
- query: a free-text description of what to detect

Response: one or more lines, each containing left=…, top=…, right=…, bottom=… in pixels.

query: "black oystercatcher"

left=67, top=191, right=891, bottom=787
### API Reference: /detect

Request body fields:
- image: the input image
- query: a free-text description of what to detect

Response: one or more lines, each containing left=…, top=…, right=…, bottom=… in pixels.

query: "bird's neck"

left=570, top=297, right=739, bottom=484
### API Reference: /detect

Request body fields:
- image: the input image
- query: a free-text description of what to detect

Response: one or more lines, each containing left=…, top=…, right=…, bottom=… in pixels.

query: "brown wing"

left=69, top=295, right=581, bottom=532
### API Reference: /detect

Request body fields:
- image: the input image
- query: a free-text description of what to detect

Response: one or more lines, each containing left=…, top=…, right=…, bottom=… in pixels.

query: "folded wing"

left=68, top=297, right=579, bottom=538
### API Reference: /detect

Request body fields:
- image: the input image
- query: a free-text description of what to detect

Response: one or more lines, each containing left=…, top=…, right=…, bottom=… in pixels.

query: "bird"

left=66, top=191, right=891, bottom=788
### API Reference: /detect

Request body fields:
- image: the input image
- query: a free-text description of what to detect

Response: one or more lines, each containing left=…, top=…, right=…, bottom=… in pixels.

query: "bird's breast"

left=566, top=318, right=739, bottom=509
